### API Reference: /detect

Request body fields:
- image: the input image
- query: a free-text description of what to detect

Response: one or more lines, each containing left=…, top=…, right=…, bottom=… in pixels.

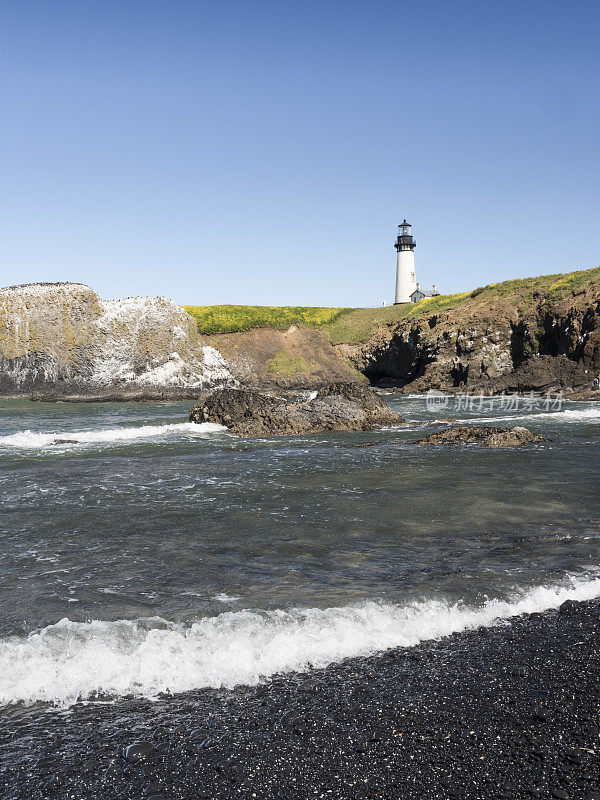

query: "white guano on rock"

left=0, top=283, right=234, bottom=396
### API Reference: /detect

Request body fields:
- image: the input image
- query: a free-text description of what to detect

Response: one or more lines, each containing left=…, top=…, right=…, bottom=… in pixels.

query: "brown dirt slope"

left=206, top=325, right=362, bottom=389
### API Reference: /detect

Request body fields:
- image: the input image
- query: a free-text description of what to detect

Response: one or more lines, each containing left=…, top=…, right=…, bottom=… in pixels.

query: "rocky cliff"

left=2, top=267, right=600, bottom=400
left=0, top=283, right=233, bottom=398
left=332, top=268, right=600, bottom=398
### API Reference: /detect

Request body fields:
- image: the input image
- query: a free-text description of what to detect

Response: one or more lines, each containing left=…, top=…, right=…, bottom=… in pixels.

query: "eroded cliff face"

left=0, top=283, right=233, bottom=397
left=206, top=326, right=361, bottom=390
left=338, top=290, right=600, bottom=396
left=2, top=276, right=600, bottom=399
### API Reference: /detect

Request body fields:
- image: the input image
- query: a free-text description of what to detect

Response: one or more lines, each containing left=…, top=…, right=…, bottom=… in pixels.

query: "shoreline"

left=1, top=599, right=599, bottom=799
left=0, top=386, right=599, bottom=403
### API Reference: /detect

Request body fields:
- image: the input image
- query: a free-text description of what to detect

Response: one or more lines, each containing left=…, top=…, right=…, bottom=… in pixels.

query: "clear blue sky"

left=0, top=0, right=598, bottom=306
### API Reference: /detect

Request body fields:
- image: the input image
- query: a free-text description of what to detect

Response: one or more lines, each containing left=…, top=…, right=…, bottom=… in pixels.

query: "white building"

left=410, top=283, right=440, bottom=303
left=394, top=220, right=439, bottom=304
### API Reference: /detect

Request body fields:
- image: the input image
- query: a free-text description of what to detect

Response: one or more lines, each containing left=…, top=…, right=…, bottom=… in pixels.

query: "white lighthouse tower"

left=394, top=219, right=417, bottom=303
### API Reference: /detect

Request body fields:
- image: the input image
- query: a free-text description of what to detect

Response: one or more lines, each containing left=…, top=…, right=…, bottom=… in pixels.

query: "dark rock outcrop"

left=337, top=275, right=600, bottom=397
left=415, top=424, right=546, bottom=447
left=485, top=354, right=590, bottom=393
left=189, top=383, right=404, bottom=437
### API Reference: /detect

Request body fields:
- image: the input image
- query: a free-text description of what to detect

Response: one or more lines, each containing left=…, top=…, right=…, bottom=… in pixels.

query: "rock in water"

left=414, top=424, right=546, bottom=447
left=189, top=383, right=404, bottom=437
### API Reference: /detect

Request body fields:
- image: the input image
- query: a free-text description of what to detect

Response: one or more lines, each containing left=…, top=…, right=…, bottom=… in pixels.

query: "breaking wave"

left=457, top=406, right=600, bottom=425
left=0, top=421, right=227, bottom=449
left=1, top=573, right=599, bottom=707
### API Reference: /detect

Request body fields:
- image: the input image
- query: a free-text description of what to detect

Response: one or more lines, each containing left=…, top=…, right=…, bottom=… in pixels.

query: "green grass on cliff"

left=267, top=351, right=312, bottom=376
left=321, top=266, right=600, bottom=344
left=320, top=291, right=475, bottom=344
left=183, top=305, right=352, bottom=335
left=184, top=266, right=600, bottom=345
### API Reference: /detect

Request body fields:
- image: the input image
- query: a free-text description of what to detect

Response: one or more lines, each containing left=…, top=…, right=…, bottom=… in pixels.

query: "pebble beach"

left=1, top=598, right=599, bottom=800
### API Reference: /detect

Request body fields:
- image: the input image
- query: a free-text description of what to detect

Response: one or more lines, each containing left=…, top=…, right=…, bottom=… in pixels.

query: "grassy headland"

left=184, top=266, right=600, bottom=345
left=321, top=266, right=600, bottom=344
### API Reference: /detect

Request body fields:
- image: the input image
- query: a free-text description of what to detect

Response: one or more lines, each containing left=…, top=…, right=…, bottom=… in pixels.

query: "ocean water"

left=0, top=394, right=599, bottom=707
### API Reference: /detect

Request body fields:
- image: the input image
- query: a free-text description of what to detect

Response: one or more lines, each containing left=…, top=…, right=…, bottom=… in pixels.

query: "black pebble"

left=294, top=723, right=308, bottom=734
left=298, top=678, right=322, bottom=692
left=559, top=599, right=578, bottom=615
left=122, top=741, right=156, bottom=763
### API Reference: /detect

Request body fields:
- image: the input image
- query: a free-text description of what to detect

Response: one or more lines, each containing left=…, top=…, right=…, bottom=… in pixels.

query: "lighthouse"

left=394, top=220, right=417, bottom=303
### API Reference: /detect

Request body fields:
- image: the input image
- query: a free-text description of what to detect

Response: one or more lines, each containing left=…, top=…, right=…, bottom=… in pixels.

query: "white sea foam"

left=213, top=593, right=241, bottom=603
left=456, top=406, right=600, bottom=425
left=0, top=422, right=227, bottom=449
left=1, top=573, right=599, bottom=707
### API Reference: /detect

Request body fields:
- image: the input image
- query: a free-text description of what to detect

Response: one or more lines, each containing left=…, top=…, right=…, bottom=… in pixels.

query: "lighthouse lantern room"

left=394, top=219, right=417, bottom=304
